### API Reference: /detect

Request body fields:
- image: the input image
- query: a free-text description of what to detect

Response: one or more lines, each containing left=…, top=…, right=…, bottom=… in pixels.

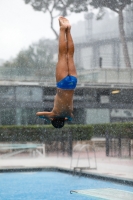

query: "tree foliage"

left=90, top=0, right=132, bottom=68
left=90, top=0, right=131, bottom=13
left=2, top=39, right=56, bottom=79
left=24, top=0, right=90, bottom=39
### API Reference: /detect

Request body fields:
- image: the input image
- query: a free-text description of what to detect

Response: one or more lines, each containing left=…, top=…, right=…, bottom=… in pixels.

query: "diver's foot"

left=60, top=16, right=71, bottom=29
left=59, top=16, right=71, bottom=29
left=59, top=17, right=67, bottom=29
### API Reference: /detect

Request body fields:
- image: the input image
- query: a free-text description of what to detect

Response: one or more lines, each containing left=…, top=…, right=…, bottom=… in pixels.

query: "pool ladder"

left=70, top=143, right=97, bottom=175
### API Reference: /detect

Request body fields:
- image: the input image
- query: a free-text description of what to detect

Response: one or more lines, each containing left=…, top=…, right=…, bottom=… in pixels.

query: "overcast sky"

left=0, top=0, right=84, bottom=61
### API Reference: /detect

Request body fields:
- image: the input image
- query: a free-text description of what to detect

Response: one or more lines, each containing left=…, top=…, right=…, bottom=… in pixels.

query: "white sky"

left=0, top=0, right=84, bottom=61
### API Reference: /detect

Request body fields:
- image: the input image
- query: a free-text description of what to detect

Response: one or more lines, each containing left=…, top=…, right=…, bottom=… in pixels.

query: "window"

left=0, top=108, right=16, bottom=125
left=0, top=87, right=14, bottom=101
left=16, top=87, right=43, bottom=102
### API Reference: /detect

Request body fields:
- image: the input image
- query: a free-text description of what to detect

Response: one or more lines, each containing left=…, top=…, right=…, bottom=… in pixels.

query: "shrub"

left=0, top=125, right=93, bottom=142
left=0, top=122, right=132, bottom=142
left=92, top=122, right=133, bottom=138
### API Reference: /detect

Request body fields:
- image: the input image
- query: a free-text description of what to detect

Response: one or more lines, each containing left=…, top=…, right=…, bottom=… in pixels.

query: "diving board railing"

left=70, top=188, right=133, bottom=200
left=70, top=143, right=97, bottom=174
left=0, top=143, right=45, bottom=158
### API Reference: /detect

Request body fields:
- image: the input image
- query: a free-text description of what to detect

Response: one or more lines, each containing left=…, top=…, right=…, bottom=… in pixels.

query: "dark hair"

left=51, top=118, right=65, bottom=128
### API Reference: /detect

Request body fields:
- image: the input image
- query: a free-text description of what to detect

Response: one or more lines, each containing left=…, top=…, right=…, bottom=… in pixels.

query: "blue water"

left=0, top=171, right=133, bottom=200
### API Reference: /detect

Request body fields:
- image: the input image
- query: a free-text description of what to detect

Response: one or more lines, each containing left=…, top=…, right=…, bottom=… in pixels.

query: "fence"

left=105, top=132, right=133, bottom=158
left=78, top=68, right=133, bottom=84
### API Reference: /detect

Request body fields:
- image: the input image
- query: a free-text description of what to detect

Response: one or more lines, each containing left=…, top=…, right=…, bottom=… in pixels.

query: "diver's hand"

left=38, top=116, right=51, bottom=122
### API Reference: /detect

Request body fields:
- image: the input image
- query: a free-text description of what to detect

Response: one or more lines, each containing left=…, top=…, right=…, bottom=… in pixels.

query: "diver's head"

left=51, top=118, right=65, bottom=128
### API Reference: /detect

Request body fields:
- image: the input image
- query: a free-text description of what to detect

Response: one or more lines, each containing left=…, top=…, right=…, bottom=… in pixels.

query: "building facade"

left=0, top=83, right=133, bottom=125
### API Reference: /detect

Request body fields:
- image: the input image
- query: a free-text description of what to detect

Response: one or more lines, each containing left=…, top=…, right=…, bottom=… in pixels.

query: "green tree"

left=2, top=39, right=56, bottom=80
left=90, top=0, right=132, bottom=68
left=31, top=39, right=56, bottom=79
left=24, top=0, right=90, bottom=39
left=2, top=48, right=35, bottom=76
left=15, top=49, right=34, bottom=76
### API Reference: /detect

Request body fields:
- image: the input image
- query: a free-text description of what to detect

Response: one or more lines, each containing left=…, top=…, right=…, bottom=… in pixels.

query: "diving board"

left=70, top=188, right=133, bottom=200
left=0, top=143, right=45, bottom=158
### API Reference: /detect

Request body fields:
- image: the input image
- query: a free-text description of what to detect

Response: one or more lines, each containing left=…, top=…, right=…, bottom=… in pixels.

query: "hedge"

left=0, top=122, right=133, bottom=142
left=0, top=125, right=93, bottom=142
left=92, top=122, right=133, bottom=138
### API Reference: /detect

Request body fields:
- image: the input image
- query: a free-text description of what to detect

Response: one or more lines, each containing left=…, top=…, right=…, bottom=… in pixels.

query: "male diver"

left=36, top=17, right=77, bottom=128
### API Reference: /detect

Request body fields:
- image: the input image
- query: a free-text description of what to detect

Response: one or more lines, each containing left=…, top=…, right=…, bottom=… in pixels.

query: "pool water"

left=0, top=171, right=133, bottom=200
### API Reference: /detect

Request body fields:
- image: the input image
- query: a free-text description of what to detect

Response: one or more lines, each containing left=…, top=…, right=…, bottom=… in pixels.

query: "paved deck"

left=0, top=149, right=133, bottom=183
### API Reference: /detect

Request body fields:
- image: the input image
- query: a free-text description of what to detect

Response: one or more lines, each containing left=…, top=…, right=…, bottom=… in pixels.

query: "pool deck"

left=0, top=149, right=133, bottom=185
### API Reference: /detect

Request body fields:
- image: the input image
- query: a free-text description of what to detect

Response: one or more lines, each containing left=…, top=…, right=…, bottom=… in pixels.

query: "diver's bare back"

left=52, top=88, right=74, bottom=116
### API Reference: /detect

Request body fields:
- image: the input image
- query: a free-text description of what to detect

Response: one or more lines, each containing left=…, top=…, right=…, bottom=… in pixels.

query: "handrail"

left=70, top=143, right=97, bottom=174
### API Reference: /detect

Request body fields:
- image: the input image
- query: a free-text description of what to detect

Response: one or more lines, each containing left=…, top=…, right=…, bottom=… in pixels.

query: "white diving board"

left=70, top=188, right=133, bottom=200
left=0, top=143, right=45, bottom=158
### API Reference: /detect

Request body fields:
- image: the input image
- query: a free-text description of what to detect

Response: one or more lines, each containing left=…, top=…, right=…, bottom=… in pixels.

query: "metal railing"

left=70, top=143, right=97, bottom=174
left=0, top=68, right=133, bottom=85
left=78, top=68, right=133, bottom=84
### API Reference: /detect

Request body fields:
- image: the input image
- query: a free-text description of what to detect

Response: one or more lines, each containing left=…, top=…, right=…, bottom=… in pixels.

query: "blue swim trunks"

left=57, top=75, right=77, bottom=90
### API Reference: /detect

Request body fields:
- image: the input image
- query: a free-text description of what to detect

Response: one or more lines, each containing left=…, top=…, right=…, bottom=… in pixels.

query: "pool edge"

left=0, top=166, right=133, bottom=186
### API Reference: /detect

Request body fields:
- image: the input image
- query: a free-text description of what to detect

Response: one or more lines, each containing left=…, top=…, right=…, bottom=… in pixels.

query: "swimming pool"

left=0, top=170, right=133, bottom=200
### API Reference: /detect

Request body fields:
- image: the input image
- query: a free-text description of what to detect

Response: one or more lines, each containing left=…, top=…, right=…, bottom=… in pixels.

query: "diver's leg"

left=56, top=18, right=68, bottom=82
left=66, top=24, right=77, bottom=77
